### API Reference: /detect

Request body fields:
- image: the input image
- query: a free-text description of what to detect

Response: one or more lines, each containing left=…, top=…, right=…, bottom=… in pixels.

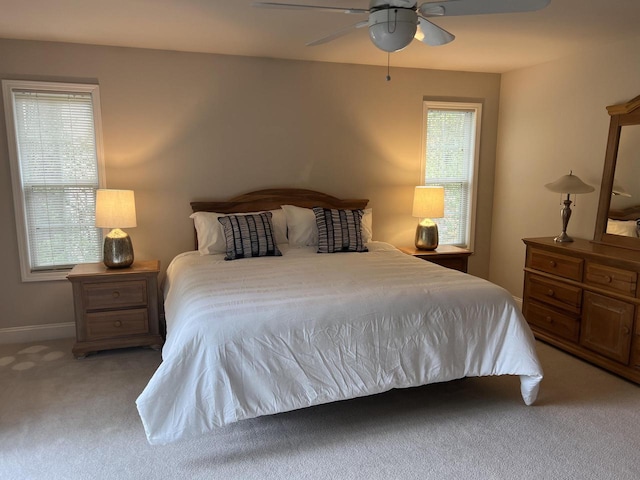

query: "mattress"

left=136, top=242, right=543, bottom=445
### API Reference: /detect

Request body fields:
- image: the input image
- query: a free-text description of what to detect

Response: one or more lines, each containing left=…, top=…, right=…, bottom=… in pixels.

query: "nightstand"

left=398, top=245, right=472, bottom=273
left=67, top=260, right=164, bottom=358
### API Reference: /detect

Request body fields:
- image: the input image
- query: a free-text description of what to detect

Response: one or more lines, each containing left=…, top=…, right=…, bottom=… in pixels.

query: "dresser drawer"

left=83, top=280, right=148, bottom=310
left=85, top=309, right=149, bottom=340
left=528, top=248, right=583, bottom=281
left=526, top=273, right=582, bottom=314
left=585, top=262, right=637, bottom=297
left=524, top=301, right=580, bottom=342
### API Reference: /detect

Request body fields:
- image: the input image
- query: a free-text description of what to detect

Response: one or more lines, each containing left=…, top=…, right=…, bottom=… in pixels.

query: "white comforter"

left=136, top=242, right=542, bottom=445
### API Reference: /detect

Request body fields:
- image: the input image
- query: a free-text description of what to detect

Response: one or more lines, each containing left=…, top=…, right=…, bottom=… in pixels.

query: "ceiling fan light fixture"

left=368, top=8, right=417, bottom=53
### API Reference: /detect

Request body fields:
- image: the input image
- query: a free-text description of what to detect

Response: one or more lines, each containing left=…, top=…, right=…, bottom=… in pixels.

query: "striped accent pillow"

left=218, top=212, right=282, bottom=261
left=312, top=207, right=368, bottom=254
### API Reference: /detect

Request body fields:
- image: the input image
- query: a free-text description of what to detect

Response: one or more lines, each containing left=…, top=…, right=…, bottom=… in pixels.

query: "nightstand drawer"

left=585, top=262, right=637, bottom=297
left=528, top=248, right=583, bottom=281
left=526, top=273, right=582, bottom=314
left=83, top=280, right=148, bottom=310
left=86, top=309, right=149, bottom=340
left=524, top=301, right=580, bottom=342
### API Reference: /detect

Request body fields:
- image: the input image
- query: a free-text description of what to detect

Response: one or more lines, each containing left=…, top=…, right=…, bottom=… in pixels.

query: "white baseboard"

left=0, top=322, right=75, bottom=345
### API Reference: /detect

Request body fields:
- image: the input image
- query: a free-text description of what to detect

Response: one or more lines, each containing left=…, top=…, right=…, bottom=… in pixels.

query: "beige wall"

left=0, top=39, right=501, bottom=341
left=491, top=35, right=640, bottom=299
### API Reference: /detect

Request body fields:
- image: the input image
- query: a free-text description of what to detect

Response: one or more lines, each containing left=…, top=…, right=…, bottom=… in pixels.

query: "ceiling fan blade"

left=419, top=5, right=445, bottom=17
left=419, top=0, right=550, bottom=17
left=252, top=2, right=368, bottom=15
left=306, top=20, right=369, bottom=46
left=416, top=17, right=455, bottom=46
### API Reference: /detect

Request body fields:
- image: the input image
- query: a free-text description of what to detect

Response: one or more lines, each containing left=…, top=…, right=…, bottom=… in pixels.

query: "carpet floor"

left=1, top=338, right=639, bottom=480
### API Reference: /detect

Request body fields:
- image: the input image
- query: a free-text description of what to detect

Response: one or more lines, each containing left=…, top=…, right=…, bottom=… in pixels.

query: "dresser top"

left=523, top=237, right=640, bottom=267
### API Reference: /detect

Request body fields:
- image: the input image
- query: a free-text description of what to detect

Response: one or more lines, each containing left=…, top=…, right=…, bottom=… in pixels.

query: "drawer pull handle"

left=112, top=291, right=120, bottom=298
left=547, top=289, right=555, bottom=297
left=591, top=273, right=614, bottom=284
left=545, top=316, right=553, bottom=324
left=114, top=320, right=122, bottom=328
left=549, top=260, right=556, bottom=267
left=623, top=326, right=630, bottom=336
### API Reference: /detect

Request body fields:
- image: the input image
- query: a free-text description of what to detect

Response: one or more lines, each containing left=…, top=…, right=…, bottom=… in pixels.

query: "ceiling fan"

left=252, top=0, right=551, bottom=53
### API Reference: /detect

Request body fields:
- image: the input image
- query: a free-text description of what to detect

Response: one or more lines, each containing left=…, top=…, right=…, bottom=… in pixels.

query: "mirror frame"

left=593, top=94, right=640, bottom=250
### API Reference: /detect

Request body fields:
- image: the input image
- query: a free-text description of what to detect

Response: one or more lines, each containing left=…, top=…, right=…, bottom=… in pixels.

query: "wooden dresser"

left=522, top=237, right=640, bottom=383
left=67, top=260, right=164, bottom=358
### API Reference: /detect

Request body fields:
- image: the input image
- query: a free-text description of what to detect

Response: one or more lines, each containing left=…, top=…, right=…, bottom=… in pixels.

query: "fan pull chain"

left=387, top=8, right=398, bottom=34
left=384, top=9, right=397, bottom=81
left=386, top=53, right=391, bottom=81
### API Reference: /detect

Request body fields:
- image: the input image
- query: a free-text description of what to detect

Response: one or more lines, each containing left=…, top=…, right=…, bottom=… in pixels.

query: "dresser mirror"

left=593, top=94, right=640, bottom=251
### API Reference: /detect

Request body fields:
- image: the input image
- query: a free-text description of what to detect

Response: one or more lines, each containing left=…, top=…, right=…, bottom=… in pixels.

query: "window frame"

left=420, top=100, right=482, bottom=251
left=2, top=80, right=106, bottom=282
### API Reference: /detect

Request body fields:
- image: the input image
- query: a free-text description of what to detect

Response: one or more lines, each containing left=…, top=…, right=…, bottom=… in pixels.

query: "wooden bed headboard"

left=608, top=205, right=640, bottom=221
left=190, top=188, right=369, bottom=249
left=191, top=188, right=369, bottom=213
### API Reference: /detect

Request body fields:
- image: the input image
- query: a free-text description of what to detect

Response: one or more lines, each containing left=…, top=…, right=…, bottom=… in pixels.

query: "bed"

left=136, top=189, right=543, bottom=445
left=607, top=205, right=640, bottom=237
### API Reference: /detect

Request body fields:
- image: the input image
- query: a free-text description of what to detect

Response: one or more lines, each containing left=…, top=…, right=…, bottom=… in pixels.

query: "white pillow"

left=281, top=205, right=317, bottom=247
left=282, top=204, right=372, bottom=247
left=362, top=208, right=373, bottom=244
left=606, top=219, right=639, bottom=237
left=191, top=209, right=288, bottom=255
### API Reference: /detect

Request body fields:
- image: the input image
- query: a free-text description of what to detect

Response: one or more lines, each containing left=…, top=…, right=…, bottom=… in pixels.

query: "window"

left=2, top=80, right=105, bottom=281
left=421, top=101, right=481, bottom=249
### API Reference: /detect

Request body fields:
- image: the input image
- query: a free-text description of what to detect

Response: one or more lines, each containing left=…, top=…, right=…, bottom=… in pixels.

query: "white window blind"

left=3, top=81, right=105, bottom=281
left=423, top=102, right=481, bottom=248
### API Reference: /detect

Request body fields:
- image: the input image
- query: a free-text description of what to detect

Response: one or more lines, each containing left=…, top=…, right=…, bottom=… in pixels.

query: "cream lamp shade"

left=95, top=189, right=137, bottom=228
left=95, top=189, right=137, bottom=268
left=412, top=186, right=445, bottom=218
left=544, top=172, right=595, bottom=195
left=412, top=186, right=445, bottom=250
left=544, top=171, right=594, bottom=243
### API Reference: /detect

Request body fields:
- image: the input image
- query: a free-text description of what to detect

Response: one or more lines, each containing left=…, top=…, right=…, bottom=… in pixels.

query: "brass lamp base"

left=415, top=218, right=439, bottom=250
left=553, top=197, right=574, bottom=243
left=103, top=228, right=134, bottom=268
left=554, top=232, right=573, bottom=243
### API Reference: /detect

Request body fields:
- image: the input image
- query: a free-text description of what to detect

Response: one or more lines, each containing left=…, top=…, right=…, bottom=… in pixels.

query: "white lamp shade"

left=369, top=9, right=417, bottom=53
left=95, top=189, right=137, bottom=228
left=544, top=172, right=594, bottom=194
left=412, top=186, right=445, bottom=218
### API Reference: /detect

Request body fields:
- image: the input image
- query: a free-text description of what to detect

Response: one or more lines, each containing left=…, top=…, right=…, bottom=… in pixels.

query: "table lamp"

left=544, top=171, right=594, bottom=243
left=95, top=189, right=137, bottom=268
left=412, top=186, right=445, bottom=250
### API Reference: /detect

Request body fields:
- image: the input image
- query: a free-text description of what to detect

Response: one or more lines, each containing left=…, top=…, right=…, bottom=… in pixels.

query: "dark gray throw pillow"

left=312, top=207, right=368, bottom=254
left=218, top=212, right=282, bottom=260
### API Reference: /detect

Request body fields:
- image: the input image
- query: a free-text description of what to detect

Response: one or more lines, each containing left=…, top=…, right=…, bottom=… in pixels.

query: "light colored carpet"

left=1, top=338, right=639, bottom=480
